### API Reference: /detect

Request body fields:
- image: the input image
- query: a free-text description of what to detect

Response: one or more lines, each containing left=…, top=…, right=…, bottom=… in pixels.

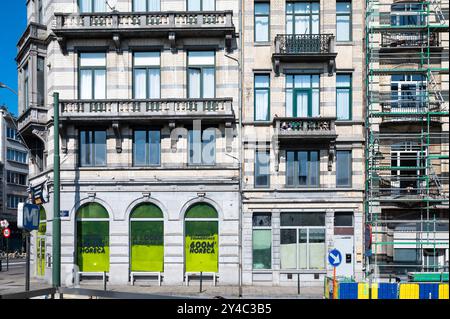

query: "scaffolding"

left=365, top=0, right=449, bottom=281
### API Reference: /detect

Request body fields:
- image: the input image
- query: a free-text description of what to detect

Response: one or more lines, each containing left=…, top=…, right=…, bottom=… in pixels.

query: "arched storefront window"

left=76, top=203, right=110, bottom=272
left=37, top=207, right=46, bottom=277
left=184, top=203, right=219, bottom=273
left=129, top=203, right=164, bottom=272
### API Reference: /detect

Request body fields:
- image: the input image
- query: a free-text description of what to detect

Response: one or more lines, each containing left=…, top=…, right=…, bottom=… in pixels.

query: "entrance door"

left=334, top=235, right=354, bottom=278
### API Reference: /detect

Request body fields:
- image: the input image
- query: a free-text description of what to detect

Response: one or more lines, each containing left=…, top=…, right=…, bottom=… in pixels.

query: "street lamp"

left=0, top=82, right=18, bottom=97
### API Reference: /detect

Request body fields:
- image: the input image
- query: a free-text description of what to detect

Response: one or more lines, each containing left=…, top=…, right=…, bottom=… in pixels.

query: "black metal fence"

left=275, top=34, right=334, bottom=54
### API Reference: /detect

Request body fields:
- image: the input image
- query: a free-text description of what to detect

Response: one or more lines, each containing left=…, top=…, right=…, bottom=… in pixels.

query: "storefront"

left=36, top=207, right=46, bottom=277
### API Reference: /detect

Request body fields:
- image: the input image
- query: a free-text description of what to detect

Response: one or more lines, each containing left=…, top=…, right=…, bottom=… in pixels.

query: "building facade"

left=15, top=0, right=448, bottom=287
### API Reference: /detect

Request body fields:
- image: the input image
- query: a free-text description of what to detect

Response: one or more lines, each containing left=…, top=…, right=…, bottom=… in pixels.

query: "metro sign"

left=17, top=203, right=40, bottom=231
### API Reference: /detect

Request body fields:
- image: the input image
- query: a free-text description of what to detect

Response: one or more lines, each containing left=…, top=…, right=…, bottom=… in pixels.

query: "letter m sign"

left=18, top=203, right=41, bottom=231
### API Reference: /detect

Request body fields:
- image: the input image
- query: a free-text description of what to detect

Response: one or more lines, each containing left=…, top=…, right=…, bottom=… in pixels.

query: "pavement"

left=0, top=261, right=325, bottom=299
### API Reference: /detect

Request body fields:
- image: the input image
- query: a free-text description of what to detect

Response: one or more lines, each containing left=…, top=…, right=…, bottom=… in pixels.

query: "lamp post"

left=0, top=82, right=18, bottom=97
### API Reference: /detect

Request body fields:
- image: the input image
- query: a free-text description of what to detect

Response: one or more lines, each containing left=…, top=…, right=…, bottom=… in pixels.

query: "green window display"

left=76, top=203, right=110, bottom=272
left=37, top=207, right=46, bottom=277
left=130, top=203, right=164, bottom=272
left=184, top=204, right=219, bottom=273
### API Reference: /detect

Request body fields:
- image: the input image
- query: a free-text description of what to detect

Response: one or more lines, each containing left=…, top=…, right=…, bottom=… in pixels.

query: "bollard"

left=200, top=272, right=203, bottom=293
left=297, top=273, right=300, bottom=295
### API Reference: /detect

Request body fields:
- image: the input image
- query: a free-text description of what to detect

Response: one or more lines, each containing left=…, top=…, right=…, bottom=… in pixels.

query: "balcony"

left=17, top=106, right=48, bottom=134
left=272, top=34, right=337, bottom=76
left=381, top=31, right=441, bottom=49
left=53, top=11, right=235, bottom=52
left=274, top=117, right=337, bottom=141
left=59, top=98, right=234, bottom=123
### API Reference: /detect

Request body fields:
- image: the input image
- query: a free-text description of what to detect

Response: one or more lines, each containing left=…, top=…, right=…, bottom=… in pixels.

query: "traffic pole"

left=25, top=232, right=30, bottom=291
left=333, top=266, right=337, bottom=299
left=52, top=92, right=61, bottom=288
left=6, top=237, right=8, bottom=271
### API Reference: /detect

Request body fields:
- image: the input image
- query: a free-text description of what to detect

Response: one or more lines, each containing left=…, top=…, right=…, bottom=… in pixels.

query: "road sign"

left=3, top=228, right=11, bottom=238
left=0, top=220, right=9, bottom=228
left=17, top=203, right=41, bottom=231
left=328, top=249, right=342, bottom=267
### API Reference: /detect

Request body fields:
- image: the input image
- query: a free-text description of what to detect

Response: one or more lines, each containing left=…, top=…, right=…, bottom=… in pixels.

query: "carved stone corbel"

left=225, top=122, right=233, bottom=152
left=112, top=33, right=121, bottom=54
left=225, top=34, right=233, bottom=52
left=112, top=122, right=122, bottom=153
left=328, top=59, right=336, bottom=76
left=168, top=32, right=176, bottom=52
left=56, top=36, right=67, bottom=55
left=59, top=123, right=68, bottom=154
left=32, top=128, right=48, bottom=144
left=274, top=58, right=280, bottom=76
left=328, top=141, right=336, bottom=171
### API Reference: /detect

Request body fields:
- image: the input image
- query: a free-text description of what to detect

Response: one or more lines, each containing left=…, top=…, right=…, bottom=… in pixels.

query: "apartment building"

left=365, top=0, right=449, bottom=279
left=0, top=108, right=29, bottom=250
left=17, top=0, right=241, bottom=285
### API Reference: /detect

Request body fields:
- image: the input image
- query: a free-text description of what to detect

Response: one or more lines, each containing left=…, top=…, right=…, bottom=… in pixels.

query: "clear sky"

left=0, top=1, right=27, bottom=116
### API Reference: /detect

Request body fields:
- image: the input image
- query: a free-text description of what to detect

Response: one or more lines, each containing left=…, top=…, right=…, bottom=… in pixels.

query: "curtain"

left=188, top=69, right=201, bottom=98
left=133, top=0, right=146, bottom=11
left=94, top=0, right=106, bottom=12
left=94, top=70, right=106, bottom=99
left=203, top=68, right=215, bottom=98
left=296, top=15, right=309, bottom=35
left=255, top=90, right=269, bottom=121
left=188, top=0, right=201, bottom=11
left=80, top=70, right=92, bottom=99
left=286, top=90, right=293, bottom=117
left=311, top=14, right=320, bottom=35
left=148, top=0, right=160, bottom=11
left=296, top=91, right=308, bottom=117
left=255, top=16, right=269, bottom=42
left=80, top=0, right=91, bottom=13
left=149, top=130, right=161, bottom=165
left=134, top=69, right=147, bottom=99
left=286, top=14, right=293, bottom=35
left=203, top=0, right=215, bottom=11
left=337, top=15, right=350, bottom=41
left=134, top=130, right=147, bottom=166
left=148, top=69, right=160, bottom=99
left=312, top=89, right=320, bottom=117
left=337, top=88, right=350, bottom=120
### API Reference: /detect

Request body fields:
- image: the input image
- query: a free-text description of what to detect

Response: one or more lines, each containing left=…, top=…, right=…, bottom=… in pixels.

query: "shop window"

left=252, top=213, right=272, bottom=269
left=37, top=207, right=46, bottom=277
left=76, top=203, right=110, bottom=272
left=334, top=212, right=353, bottom=227
left=184, top=203, right=219, bottom=273
left=130, top=203, right=164, bottom=272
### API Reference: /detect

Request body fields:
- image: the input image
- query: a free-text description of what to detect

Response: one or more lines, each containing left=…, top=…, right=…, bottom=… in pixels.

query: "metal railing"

left=381, top=31, right=440, bottom=48
left=274, top=117, right=336, bottom=138
left=54, top=11, right=233, bottom=30
left=274, top=34, right=335, bottom=55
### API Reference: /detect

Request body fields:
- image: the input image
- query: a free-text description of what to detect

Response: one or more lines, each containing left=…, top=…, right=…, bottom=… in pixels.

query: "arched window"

left=129, top=203, right=164, bottom=272
left=184, top=203, right=219, bottom=273
left=37, top=207, right=46, bottom=277
left=76, top=203, right=109, bottom=272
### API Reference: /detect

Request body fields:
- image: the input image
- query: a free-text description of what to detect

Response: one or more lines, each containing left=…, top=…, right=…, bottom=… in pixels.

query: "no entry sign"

left=3, top=228, right=11, bottom=238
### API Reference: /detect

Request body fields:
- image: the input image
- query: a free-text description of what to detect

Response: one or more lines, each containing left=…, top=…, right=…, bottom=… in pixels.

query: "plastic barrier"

left=378, top=283, right=398, bottom=299
left=339, top=282, right=358, bottom=299
left=399, top=283, right=420, bottom=299
left=419, top=283, right=439, bottom=299
left=438, top=284, right=449, bottom=299
left=357, top=283, right=378, bottom=299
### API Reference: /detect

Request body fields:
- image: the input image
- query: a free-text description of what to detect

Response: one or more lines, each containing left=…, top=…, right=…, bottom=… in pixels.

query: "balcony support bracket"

left=59, top=123, right=68, bottom=154
left=274, top=57, right=280, bottom=76
left=56, top=36, right=67, bottom=55
left=225, top=33, right=233, bottom=52
left=328, top=59, right=336, bottom=77
left=112, top=121, right=122, bottom=153
left=168, top=32, right=176, bottom=52
left=328, top=141, right=336, bottom=171
left=112, top=33, right=121, bottom=54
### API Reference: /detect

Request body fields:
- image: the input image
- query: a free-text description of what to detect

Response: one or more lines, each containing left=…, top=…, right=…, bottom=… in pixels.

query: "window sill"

left=7, top=160, right=28, bottom=165
left=254, top=42, right=272, bottom=47
left=335, top=120, right=364, bottom=125
left=336, top=41, right=355, bottom=46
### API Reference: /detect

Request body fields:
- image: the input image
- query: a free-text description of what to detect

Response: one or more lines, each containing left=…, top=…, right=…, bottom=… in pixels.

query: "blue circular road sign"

left=328, top=249, right=342, bottom=267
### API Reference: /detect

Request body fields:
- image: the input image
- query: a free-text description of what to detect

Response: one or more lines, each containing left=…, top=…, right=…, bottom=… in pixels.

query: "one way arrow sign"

left=328, top=249, right=342, bottom=267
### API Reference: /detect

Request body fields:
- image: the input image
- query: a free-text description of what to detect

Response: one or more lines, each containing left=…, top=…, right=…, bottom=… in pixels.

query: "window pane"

left=80, top=70, right=92, bottom=99
left=134, top=130, right=147, bottom=166
left=286, top=151, right=296, bottom=186
left=336, top=15, right=350, bottom=41
left=255, top=3, right=269, bottom=15
left=298, top=229, right=307, bottom=269
left=337, top=2, right=351, bottom=13
left=252, top=213, right=271, bottom=227
left=188, top=69, right=201, bottom=98
left=203, top=0, right=215, bottom=10
left=134, top=69, right=147, bottom=99
left=255, top=16, right=269, bottom=42
left=189, top=130, right=202, bottom=164
left=134, top=52, right=160, bottom=66
left=148, top=69, right=160, bottom=99
left=298, top=151, right=308, bottom=185
left=80, top=53, right=106, bottom=67
left=281, top=213, right=325, bottom=227
left=309, top=151, right=319, bottom=186
left=133, top=0, right=146, bottom=11
left=94, top=70, right=106, bottom=99
left=80, top=0, right=92, bottom=13
left=203, top=68, right=215, bottom=98
left=80, top=131, right=90, bottom=166
left=334, top=212, right=353, bottom=227
left=37, top=57, right=45, bottom=106
left=255, top=90, right=269, bottom=121
left=187, top=0, right=201, bottom=11
left=309, top=229, right=325, bottom=269
left=280, top=229, right=297, bottom=269
left=202, top=129, right=216, bottom=164
left=148, top=130, right=161, bottom=165
left=94, top=0, right=106, bottom=12
left=148, top=0, right=160, bottom=11
left=255, top=150, right=270, bottom=187
left=188, top=51, right=215, bottom=66
left=94, top=131, right=106, bottom=166
left=253, top=229, right=272, bottom=269
left=337, top=89, right=350, bottom=120
left=337, top=151, right=351, bottom=186
left=337, top=74, right=351, bottom=87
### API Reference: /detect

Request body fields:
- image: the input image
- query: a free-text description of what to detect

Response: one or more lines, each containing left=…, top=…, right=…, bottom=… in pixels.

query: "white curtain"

left=80, top=0, right=91, bottom=13
left=203, top=68, right=215, bottom=98
left=312, top=90, right=320, bottom=117
left=203, top=0, right=215, bottom=11
left=148, top=69, right=160, bottom=99
left=94, top=70, right=106, bottom=99
left=337, top=89, right=350, bottom=120
left=311, top=14, right=320, bottom=34
left=280, top=243, right=297, bottom=269
left=188, top=0, right=201, bottom=11
left=94, top=0, right=106, bottom=12
left=337, top=16, right=350, bottom=41
left=134, top=69, right=146, bottom=99
left=297, top=91, right=308, bottom=117
left=80, top=70, right=92, bottom=99
left=188, top=69, right=201, bottom=98
left=133, top=0, right=146, bottom=11
left=255, top=90, right=269, bottom=121
left=255, top=16, right=269, bottom=42
left=296, top=15, right=309, bottom=34
left=286, top=14, right=293, bottom=35
left=148, top=0, right=160, bottom=11
left=286, top=90, right=293, bottom=117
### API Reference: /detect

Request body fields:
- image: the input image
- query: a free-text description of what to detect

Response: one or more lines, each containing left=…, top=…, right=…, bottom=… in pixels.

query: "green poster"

left=130, top=221, right=164, bottom=272
left=77, top=221, right=110, bottom=272
left=185, top=221, right=218, bottom=273
left=37, top=237, right=45, bottom=276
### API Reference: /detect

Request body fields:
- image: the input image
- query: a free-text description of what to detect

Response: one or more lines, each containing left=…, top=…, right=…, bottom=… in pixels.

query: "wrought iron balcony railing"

left=381, top=31, right=440, bottom=48
left=273, top=34, right=337, bottom=75
left=53, top=11, right=235, bottom=51
left=59, top=98, right=234, bottom=122
left=274, top=117, right=337, bottom=140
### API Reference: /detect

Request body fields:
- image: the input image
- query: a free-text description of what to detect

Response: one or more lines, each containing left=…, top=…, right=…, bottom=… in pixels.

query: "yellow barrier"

left=358, top=283, right=378, bottom=299
left=439, top=284, right=449, bottom=299
left=399, top=283, right=420, bottom=299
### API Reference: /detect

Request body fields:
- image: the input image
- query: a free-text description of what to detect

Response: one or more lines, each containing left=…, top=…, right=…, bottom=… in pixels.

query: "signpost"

left=328, top=249, right=342, bottom=299
left=3, top=228, right=10, bottom=271
left=17, top=203, right=41, bottom=291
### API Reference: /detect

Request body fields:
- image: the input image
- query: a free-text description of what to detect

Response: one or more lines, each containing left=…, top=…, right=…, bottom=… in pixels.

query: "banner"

left=77, top=221, right=110, bottom=272
left=30, top=180, right=48, bottom=205
left=130, top=221, right=164, bottom=272
left=185, top=221, right=218, bottom=273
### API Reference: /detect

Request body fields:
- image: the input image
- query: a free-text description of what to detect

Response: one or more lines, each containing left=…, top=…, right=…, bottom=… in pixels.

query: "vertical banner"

left=130, top=221, right=164, bottom=272
left=77, top=221, right=110, bottom=272
left=185, top=221, right=218, bottom=273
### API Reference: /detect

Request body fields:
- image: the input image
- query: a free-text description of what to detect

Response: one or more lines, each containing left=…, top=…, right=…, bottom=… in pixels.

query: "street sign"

left=0, top=220, right=9, bottom=228
left=17, top=203, right=41, bottom=231
left=328, top=249, right=342, bottom=267
left=3, top=228, right=11, bottom=238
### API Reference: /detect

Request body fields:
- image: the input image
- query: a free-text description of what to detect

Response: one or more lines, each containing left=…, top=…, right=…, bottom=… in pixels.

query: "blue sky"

left=0, top=1, right=27, bottom=116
